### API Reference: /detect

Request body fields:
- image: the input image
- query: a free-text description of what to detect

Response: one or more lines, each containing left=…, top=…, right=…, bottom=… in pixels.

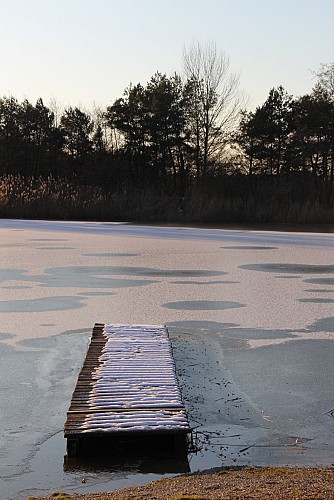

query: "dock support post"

left=174, top=434, right=187, bottom=453
left=67, top=437, right=80, bottom=457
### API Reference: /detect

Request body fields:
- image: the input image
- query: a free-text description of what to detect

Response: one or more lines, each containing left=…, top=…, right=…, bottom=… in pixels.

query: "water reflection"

left=221, top=246, right=277, bottom=250
left=63, top=435, right=190, bottom=474
left=0, top=266, right=230, bottom=289
left=83, top=253, right=140, bottom=257
left=298, top=298, right=334, bottom=304
left=64, top=266, right=226, bottom=278
left=28, top=238, right=68, bottom=241
left=169, top=280, right=238, bottom=286
left=240, top=263, right=334, bottom=274
left=0, top=266, right=227, bottom=290
left=35, top=247, right=74, bottom=250
left=18, top=329, right=89, bottom=348
left=0, top=332, right=15, bottom=341
left=168, top=322, right=299, bottom=345
left=0, top=269, right=32, bottom=282
left=0, top=267, right=156, bottom=289
left=304, top=278, right=334, bottom=285
left=218, top=328, right=299, bottom=340
left=2, top=285, right=31, bottom=289
left=317, top=316, right=334, bottom=331
left=275, top=276, right=302, bottom=279
left=163, top=300, right=245, bottom=310
left=168, top=320, right=239, bottom=332
left=40, top=269, right=155, bottom=289
left=0, top=295, right=86, bottom=313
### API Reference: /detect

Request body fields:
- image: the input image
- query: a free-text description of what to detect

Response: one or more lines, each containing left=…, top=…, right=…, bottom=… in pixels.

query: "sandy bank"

left=28, top=466, right=334, bottom=499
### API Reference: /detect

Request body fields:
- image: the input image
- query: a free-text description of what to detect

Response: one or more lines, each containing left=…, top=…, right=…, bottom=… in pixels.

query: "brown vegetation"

left=1, top=174, right=334, bottom=225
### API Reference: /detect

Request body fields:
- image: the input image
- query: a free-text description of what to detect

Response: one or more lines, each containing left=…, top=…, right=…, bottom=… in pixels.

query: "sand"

left=28, top=466, right=334, bottom=499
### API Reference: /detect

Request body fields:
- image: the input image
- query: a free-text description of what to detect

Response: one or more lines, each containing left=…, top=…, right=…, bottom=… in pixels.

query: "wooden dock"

left=64, top=323, right=190, bottom=456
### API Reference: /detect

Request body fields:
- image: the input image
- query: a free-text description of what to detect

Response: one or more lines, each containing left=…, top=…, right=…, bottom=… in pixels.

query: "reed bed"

left=0, top=174, right=333, bottom=225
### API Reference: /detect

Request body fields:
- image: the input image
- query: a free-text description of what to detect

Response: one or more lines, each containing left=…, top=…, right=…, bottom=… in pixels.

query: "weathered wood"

left=64, top=324, right=190, bottom=456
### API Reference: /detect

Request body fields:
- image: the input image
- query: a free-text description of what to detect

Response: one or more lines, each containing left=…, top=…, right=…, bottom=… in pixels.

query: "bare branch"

left=182, top=41, right=245, bottom=179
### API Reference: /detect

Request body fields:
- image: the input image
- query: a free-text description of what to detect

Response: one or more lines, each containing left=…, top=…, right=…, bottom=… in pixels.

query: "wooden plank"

left=64, top=324, right=190, bottom=442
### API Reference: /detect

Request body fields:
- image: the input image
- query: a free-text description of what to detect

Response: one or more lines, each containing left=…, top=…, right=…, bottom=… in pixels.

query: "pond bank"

left=28, top=466, right=334, bottom=499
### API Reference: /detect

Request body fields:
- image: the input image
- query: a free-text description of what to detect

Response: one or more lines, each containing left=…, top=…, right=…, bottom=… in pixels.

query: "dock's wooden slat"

left=64, top=323, right=190, bottom=438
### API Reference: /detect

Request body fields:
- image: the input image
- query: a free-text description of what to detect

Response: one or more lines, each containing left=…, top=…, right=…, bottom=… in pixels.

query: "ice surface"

left=1, top=220, right=334, bottom=498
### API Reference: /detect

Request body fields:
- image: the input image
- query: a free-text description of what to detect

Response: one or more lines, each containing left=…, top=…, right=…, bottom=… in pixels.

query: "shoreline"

left=28, top=466, right=334, bottom=499
left=2, top=216, right=334, bottom=233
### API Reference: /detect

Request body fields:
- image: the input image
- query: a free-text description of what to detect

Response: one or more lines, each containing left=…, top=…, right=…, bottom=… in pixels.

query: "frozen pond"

left=1, top=219, right=334, bottom=499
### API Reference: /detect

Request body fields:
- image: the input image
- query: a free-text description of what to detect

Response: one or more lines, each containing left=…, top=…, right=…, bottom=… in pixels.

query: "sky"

left=1, top=0, right=333, bottom=112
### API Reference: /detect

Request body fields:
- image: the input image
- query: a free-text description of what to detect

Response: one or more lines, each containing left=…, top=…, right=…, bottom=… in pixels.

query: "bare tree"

left=183, top=42, right=244, bottom=182
left=312, top=63, right=334, bottom=183
left=313, top=62, right=334, bottom=101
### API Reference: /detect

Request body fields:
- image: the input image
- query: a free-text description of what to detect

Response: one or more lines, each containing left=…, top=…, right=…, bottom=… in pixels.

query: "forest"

left=1, top=45, right=333, bottom=225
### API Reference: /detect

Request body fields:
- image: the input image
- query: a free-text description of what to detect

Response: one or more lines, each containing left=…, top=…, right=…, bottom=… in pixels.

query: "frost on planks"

left=64, top=324, right=190, bottom=437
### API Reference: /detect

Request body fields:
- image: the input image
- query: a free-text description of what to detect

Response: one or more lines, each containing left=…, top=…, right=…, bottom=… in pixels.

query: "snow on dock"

left=64, top=323, right=190, bottom=455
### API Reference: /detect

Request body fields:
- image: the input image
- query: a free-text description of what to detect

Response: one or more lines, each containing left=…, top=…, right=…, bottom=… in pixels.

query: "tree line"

left=1, top=45, right=334, bottom=213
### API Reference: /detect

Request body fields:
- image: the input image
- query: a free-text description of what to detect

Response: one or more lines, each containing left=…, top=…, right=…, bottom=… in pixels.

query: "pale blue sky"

left=1, top=0, right=333, bottom=111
